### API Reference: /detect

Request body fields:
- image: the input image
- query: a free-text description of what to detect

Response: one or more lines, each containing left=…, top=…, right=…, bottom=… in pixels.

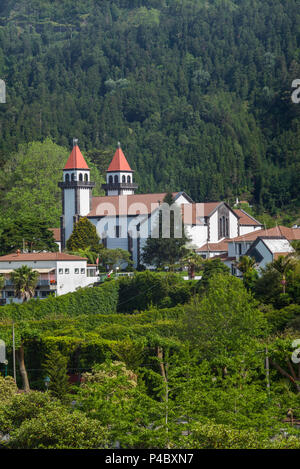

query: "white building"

left=220, top=225, right=300, bottom=276
left=57, top=142, right=263, bottom=268
left=0, top=252, right=99, bottom=305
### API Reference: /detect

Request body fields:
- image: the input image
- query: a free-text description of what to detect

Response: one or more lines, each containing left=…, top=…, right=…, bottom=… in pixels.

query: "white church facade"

left=58, top=141, right=263, bottom=267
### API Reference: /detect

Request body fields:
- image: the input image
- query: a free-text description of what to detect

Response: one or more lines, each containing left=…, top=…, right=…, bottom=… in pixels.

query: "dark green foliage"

left=142, top=193, right=189, bottom=268
left=0, top=216, right=58, bottom=255
left=0, top=281, right=119, bottom=321
left=197, top=258, right=230, bottom=290
left=66, top=217, right=102, bottom=252
left=43, top=349, right=70, bottom=403
left=264, top=304, right=300, bottom=332
left=117, top=271, right=193, bottom=313
left=0, top=1, right=298, bottom=219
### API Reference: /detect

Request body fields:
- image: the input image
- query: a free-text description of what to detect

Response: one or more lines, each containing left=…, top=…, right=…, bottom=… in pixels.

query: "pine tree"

left=142, top=192, right=189, bottom=269
left=66, top=217, right=101, bottom=252
left=43, top=349, right=70, bottom=404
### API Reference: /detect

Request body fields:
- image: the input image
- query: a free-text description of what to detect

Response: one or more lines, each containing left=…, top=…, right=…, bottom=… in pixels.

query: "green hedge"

left=0, top=282, right=119, bottom=321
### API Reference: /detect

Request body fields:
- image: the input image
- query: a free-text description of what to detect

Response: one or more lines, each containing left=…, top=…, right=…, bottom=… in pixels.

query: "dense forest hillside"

left=0, top=0, right=299, bottom=217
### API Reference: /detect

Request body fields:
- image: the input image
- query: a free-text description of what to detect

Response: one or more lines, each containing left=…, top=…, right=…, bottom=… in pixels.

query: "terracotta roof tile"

left=64, top=145, right=89, bottom=170
left=196, top=239, right=230, bottom=252
left=230, top=226, right=300, bottom=242
left=233, top=209, right=263, bottom=226
left=107, top=146, right=132, bottom=172
left=87, top=193, right=179, bottom=217
left=0, top=253, right=87, bottom=262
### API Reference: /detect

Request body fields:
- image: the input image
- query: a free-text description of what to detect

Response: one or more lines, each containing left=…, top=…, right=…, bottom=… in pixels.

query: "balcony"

left=37, top=280, right=57, bottom=289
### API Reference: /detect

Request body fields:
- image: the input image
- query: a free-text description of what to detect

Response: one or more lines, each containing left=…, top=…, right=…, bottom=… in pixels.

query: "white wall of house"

left=0, top=259, right=98, bottom=304
left=239, top=225, right=262, bottom=236
left=209, top=211, right=219, bottom=243
left=229, top=211, right=239, bottom=239
left=185, top=225, right=208, bottom=249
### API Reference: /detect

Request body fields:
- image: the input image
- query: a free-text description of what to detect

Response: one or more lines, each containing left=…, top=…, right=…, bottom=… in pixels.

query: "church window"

left=225, top=218, right=229, bottom=237
left=122, top=175, right=126, bottom=183
left=65, top=174, right=70, bottom=182
left=127, top=175, right=131, bottom=183
left=71, top=173, right=75, bottom=182
left=109, top=175, right=113, bottom=184
left=84, top=174, right=88, bottom=182
left=79, top=173, right=83, bottom=181
left=114, top=175, right=118, bottom=183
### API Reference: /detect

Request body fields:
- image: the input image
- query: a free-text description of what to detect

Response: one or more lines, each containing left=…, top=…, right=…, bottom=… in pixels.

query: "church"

left=58, top=140, right=263, bottom=267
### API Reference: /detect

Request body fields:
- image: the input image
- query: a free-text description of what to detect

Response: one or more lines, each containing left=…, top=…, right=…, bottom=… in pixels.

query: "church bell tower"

left=59, top=139, right=95, bottom=249
left=102, top=143, right=138, bottom=196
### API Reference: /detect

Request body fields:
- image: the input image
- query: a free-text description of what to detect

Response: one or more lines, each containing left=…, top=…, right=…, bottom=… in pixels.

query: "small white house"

left=0, top=252, right=99, bottom=305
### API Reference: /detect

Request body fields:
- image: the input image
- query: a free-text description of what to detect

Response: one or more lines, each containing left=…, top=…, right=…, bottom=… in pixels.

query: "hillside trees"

left=0, top=140, right=104, bottom=227
left=0, top=1, right=298, bottom=216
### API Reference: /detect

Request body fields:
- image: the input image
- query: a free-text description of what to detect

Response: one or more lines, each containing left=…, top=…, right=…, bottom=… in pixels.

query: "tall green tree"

left=10, top=265, right=39, bottom=392
left=142, top=193, right=189, bottom=269
left=0, top=216, right=58, bottom=255
left=66, top=217, right=102, bottom=252
left=43, top=349, right=70, bottom=404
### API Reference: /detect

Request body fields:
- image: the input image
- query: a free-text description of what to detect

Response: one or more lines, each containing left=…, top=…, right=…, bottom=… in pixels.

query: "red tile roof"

left=87, top=193, right=180, bottom=217
left=234, top=209, right=262, bottom=226
left=196, top=239, right=230, bottom=252
left=230, top=226, right=300, bottom=242
left=64, top=145, right=89, bottom=170
left=107, top=146, right=132, bottom=172
left=0, top=253, right=87, bottom=262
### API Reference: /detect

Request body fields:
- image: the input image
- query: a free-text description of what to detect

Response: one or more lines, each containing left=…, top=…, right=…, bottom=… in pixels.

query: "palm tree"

left=270, top=255, right=296, bottom=294
left=180, top=250, right=204, bottom=279
left=10, top=266, right=39, bottom=392
left=0, top=274, right=4, bottom=305
left=10, top=265, right=39, bottom=302
left=237, top=256, right=256, bottom=274
left=290, top=240, right=300, bottom=258
left=67, top=247, right=99, bottom=265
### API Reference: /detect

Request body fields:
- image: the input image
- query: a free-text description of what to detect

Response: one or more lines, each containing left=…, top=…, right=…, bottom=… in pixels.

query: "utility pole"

left=12, top=322, right=16, bottom=382
left=265, top=347, right=270, bottom=397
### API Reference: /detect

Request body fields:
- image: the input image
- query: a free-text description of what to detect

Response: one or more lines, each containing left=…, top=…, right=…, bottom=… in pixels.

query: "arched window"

left=219, top=218, right=222, bottom=237
left=109, top=175, right=113, bottom=184
left=222, top=216, right=225, bottom=238
left=122, top=175, right=126, bottom=183
left=84, top=173, right=88, bottom=182
left=65, top=174, right=70, bottom=182
left=114, top=175, right=118, bottom=183
left=71, top=173, right=75, bottom=182
left=127, top=175, right=131, bottom=183
left=225, top=218, right=229, bottom=237
left=79, top=173, right=83, bottom=181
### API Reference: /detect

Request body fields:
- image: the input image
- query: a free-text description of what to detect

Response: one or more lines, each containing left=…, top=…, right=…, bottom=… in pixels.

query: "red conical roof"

left=64, top=145, right=89, bottom=170
left=107, top=145, right=133, bottom=172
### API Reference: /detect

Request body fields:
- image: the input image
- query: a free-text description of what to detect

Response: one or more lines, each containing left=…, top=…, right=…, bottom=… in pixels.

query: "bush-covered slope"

left=0, top=0, right=299, bottom=213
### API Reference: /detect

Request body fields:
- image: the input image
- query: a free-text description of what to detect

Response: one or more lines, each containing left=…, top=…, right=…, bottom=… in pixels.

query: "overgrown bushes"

left=0, top=281, right=119, bottom=320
